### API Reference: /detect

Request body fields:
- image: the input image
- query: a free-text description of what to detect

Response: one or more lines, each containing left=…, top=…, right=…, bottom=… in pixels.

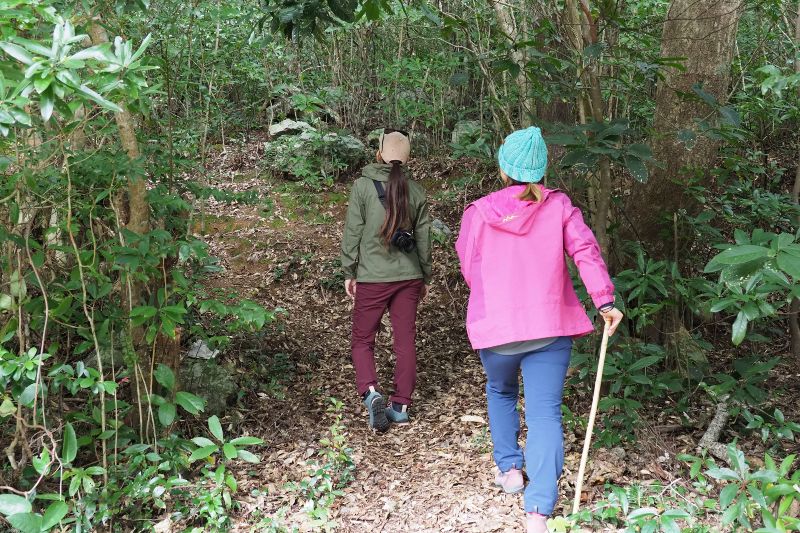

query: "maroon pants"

left=351, top=279, right=423, bottom=405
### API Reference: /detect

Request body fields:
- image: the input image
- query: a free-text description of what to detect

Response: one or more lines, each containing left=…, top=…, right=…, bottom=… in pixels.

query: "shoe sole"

left=494, top=480, right=525, bottom=494
left=369, top=396, right=390, bottom=432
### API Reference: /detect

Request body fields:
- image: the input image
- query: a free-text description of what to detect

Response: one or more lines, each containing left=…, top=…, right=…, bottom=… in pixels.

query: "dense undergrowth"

left=1, top=0, right=799, bottom=531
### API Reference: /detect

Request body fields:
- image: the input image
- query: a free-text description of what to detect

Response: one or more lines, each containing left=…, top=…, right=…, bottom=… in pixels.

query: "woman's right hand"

left=600, top=307, right=623, bottom=336
left=345, top=279, right=357, bottom=300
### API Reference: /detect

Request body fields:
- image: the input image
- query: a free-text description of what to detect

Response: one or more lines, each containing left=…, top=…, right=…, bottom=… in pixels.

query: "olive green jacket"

left=341, top=164, right=432, bottom=284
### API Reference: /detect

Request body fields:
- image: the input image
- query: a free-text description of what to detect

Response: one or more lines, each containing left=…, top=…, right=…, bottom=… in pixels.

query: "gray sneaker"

left=363, top=387, right=390, bottom=432
left=385, top=404, right=410, bottom=424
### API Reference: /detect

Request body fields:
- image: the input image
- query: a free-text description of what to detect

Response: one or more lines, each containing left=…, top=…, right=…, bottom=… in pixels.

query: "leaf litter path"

left=197, top=144, right=663, bottom=532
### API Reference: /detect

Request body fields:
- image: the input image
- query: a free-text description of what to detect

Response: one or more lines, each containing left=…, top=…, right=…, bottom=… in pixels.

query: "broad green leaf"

left=9, top=269, right=26, bottom=298
left=75, top=84, right=122, bottom=113
left=0, top=397, right=16, bottom=417
left=158, top=402, right=176, bottom=426
left=560, top=148, right=596, bottom=169
left=33, top=76, right=51, bottom=94
left=776, top=252, right=800, bottom=279
left=153, top=364, right=175, bottom=391
left=68, top=476, right=80, bottom=497
left=623, top=155, right=649, bottom=183
left=709, top=245, right=770, bottom=268
left=705, top=467, right=740, bottom=481
left=208, top=415, right=224, bottom=441
left=191, top=437, right=215, bottom=447
left=40, top=91, right=54, bottom=121
left=0, top=42, right=35, bottom=65
left=721, top=499, right=741, bottom=525
left=42, top=501, right=68, bottom=529
left=7, top=512, right=42, bottom=533
left=129, top=305, right=157, bottom=327
left=68, top=45, right=111, bottom=62
left=625, top=143, right=653, bottom=160
left=750, top=469, right=779, bottom=483
left=0, top=494, right=32, bottom=516
left=731, top=311, right=748, bottom=346
left=662, top=509, right=690, bottom=518
left=188, top=445, right=218, bottom=462
left=62, top=422, right=77, bottom=463
left=720, top=483, right=739, bottom=508
left=661, top=518, right=681, bottom=533
left=175, top=391, right=205, bottom=414
left=230, top=436, right=263, bottom=446
left=32, top=448, right=50, bottom=475
left=779, top=454, right=796, bottom=476
left=130, top=34, right=152, bottom=63
left=223, top=443, right=237, bottom=460
left=627, top=507, right=659, bottom=519
left=627, top=355, right=661, bottom=372
left=236, top=449, right=260, bottom=463
left=19, top=383, right=37, bottom=406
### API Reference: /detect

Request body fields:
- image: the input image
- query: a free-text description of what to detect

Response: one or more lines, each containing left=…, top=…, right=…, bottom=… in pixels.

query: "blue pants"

left=479, top=336, right=572, bottom=515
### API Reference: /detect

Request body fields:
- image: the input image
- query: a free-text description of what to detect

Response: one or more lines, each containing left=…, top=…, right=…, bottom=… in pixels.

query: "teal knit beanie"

left=497, top=126, right=548, bottom=183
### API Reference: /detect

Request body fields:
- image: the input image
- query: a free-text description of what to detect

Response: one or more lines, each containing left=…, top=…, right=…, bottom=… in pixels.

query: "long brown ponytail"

left=379, top=161, right=411, bottom=246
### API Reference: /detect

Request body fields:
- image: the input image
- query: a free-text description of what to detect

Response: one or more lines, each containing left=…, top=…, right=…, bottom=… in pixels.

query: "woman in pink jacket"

left=455, top=126, right=623, bottom=533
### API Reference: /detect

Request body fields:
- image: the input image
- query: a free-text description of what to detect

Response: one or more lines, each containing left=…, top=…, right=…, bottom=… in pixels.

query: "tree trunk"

left=88, top=22, right=149, bottom=237
left=492, top=0, right=532, bottom=126
left=89, top=19, right=153, bottom=438
left=626, top=0, right=743, bottom=256
left=790, top=1, right=800, bottom=361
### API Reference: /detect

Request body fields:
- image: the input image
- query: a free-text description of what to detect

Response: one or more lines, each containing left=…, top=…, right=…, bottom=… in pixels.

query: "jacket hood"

left=471, top=185, right=557, bottom=235
left=362, top=163, right=409, bottom=182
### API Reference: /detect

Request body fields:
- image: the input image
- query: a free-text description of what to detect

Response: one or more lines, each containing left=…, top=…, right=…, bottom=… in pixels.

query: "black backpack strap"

left=372, top=180, right=387, bottom=209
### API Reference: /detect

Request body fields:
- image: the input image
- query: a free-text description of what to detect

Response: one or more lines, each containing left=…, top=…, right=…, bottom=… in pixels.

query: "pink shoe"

left=494, top=468, right=524, bottom=494
left=526, top=512, right=550, bottom=533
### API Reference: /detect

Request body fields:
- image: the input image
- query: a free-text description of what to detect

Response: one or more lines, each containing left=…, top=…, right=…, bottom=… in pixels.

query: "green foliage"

left=704, top=229, right=800, bottom=345
left=740, top=408, right=800, bottom=447
left=547, top=120, right=655, bottom=182
left=566, top=445, right=799, bottom=532
left=570, top=339, right=683, bottom=446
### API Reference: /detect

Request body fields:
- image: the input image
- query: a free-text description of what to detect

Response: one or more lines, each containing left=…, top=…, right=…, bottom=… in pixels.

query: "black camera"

left=391, top=230, right=416, bottom=253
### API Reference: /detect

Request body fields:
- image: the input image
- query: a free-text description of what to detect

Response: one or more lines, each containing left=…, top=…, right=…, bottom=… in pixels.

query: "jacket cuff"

left=590, top=290, right=615, bottom=309
left=341, top=267, right=356, bottom=280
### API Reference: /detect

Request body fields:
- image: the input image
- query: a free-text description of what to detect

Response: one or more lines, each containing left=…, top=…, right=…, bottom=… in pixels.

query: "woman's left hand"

left=421, top=284, right=430, bottom=301
left=600, top=307, right=624, bottom=336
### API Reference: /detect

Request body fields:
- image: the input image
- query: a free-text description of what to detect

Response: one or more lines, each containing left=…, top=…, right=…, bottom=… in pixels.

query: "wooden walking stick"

left=571, top=318, right=611, bottom=515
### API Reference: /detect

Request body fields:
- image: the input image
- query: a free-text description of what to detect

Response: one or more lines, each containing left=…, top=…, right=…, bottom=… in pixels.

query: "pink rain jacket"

left=455, top=186, right=614, bottom=350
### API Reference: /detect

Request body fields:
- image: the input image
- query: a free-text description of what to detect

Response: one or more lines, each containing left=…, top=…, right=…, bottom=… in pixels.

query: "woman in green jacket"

left=340, top=130, right=432, bottom=432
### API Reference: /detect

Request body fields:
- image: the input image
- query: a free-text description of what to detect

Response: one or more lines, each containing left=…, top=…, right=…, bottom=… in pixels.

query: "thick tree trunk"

left=627, top=0, right=743, bottom=255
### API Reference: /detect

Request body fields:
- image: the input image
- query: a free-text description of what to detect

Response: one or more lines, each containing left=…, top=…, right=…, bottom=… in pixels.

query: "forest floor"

left=193, top=137, right=799, bottom=533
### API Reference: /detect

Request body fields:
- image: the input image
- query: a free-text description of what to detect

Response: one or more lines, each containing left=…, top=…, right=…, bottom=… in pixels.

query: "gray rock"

left=179, top=359, right=236, bottom=416
left=268, top=119, right=315, bottom=138
left=451, top=120, right=481, bottom=146
left=322, top=132, right=366, bottom=164
left=187, top=339, right=219, bottom=360
left=431, top=219, right=453, bottom=242
left=263, top=129, right=366, bottom=182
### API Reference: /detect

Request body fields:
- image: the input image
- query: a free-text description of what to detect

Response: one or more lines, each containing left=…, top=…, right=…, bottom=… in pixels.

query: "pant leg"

left=479, top=349, right=525, bottom=472
left=387, top=279, right=423, bottom=405
left=351, top=282, right=391, bottom=396
left=520, top=336, right=572, bottom=515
